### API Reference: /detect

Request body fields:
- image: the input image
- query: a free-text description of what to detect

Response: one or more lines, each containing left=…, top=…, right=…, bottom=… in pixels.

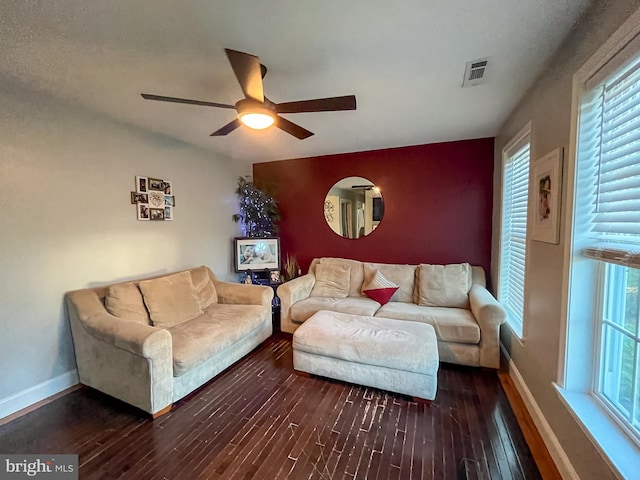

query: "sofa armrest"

left=469, top=284, right=506, bottom=368
left=83, top=312, right=171, bottom=358
left=277, top=274, right=315, bottom=333
left=214, top=281, right=273, bottom=307
left=66, top=291, right=173, bottom=415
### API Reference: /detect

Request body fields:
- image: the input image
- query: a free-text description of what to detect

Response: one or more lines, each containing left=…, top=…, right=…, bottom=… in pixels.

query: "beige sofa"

left=277, top=258, right=506, bottom=368
left=66, top=266, right=273, bottom=417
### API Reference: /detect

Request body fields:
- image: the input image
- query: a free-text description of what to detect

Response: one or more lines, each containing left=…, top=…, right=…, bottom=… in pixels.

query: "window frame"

left=498, top=122, right=532, bottom=340
left=557, top=6, right=640, bottom=477
left=595, top=263, right=640, bottom=445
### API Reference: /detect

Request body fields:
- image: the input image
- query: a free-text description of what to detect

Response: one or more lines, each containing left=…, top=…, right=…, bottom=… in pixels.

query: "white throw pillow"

left=139, top=271, right=203, bottom=328
left=189, top=266, right=218, bottom=309
left=310, top=264, right=351, bottom=298
left=418, top=263, right=471, bottom=308
left=105, top=282, right=151, bottom=325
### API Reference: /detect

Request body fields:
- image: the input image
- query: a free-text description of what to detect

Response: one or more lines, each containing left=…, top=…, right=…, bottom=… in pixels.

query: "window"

left=575, top=49, right=640, bottom=442
left=499, top=125, right=531, bottom=338
left=561, top=10, right=640, bottom=475
left=599, top=263, right=640, bottom=441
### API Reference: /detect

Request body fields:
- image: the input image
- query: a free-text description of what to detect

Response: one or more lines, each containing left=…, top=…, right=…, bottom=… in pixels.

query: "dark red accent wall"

left=253, top=137, right=495, bottom=278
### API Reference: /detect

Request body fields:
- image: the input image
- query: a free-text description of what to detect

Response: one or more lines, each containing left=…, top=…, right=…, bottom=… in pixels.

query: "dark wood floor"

left=0, top=334, right=541, bottom=479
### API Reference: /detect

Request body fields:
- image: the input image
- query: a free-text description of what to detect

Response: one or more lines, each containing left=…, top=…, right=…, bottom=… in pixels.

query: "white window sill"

left=554, top=384, right=640, bottom=479
left=503, top=318, right=525, bottom=345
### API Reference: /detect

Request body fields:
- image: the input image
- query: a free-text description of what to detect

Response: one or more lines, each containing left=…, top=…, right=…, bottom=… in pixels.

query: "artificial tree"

left=232, top=176, right=280, bottom=238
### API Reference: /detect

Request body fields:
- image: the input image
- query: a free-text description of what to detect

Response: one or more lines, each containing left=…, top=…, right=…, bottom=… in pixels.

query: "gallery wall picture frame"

left=136, top=176, right=148, bottom=193
left=131, top=192, right=148, bottom=204
left=150, top=208, right=165, bottom=221
left=234, top=237, right=280, bottom=272
left=133, top=176, right=175, bottom=221
left=148, top=178, right=165, bottom=191
left=531, top=148, right=563, bottom=244
left=137, top=203, right=150, bottom=221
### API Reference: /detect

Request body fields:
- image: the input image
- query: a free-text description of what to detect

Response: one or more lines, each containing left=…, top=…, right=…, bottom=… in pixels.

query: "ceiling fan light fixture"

left=236, top=100, right=276, bottom=130
left=239, top=111, right=275, bottom=130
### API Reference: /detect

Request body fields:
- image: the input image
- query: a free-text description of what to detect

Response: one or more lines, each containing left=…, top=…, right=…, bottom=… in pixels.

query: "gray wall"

left=492, top=1, right=640, bottom=478
left=0, top=81, right=247, bottom=406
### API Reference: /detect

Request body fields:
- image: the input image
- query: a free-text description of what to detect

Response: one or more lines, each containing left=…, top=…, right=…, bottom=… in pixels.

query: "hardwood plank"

left=0, top=335, right=543, bottom=480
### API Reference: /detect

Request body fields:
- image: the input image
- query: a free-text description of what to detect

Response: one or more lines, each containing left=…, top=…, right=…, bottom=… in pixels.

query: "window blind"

left=579, top=54, right=640, bottom=267
left=499, top=141, right=530, bottom=328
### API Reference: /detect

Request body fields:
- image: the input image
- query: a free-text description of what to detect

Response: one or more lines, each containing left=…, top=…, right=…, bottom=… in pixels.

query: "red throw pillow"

left=362, top=270, right=399, bottom=305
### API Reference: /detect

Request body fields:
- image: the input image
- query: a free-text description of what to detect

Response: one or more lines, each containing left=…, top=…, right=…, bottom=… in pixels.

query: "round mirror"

left=323, top=176, right=384, bottom=239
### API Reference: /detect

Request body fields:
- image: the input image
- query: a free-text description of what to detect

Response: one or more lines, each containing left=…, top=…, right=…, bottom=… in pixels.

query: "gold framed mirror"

left=324, top=176, right=384, bottom=239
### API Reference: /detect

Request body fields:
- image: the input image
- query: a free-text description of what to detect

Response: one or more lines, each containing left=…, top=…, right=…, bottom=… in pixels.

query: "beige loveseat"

left=277, top=258, right=505, bottom=368
left=66, top=266, right=273, bottom=417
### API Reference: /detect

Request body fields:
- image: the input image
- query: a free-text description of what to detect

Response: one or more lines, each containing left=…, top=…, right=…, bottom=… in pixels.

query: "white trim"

left=498, top=121, right=532, bottom=341
left=577, top=7, right=640, bottom=85
left=501, top=345, right=579, bottom=480
left=0, top=370, right=79, bottom=420
left=559, top=4, right=640, bottom=389
left=555, top=385, right=640, bottom=480
left=503, top=121, right=532, bottom=154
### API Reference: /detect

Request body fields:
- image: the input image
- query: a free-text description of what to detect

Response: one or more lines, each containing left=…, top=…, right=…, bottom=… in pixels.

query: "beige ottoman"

left=292, top=310, right=439, bottom=401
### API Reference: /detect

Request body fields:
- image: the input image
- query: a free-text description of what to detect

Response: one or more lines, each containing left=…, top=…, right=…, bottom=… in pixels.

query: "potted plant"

left=232, top=176, right=280, bottom=238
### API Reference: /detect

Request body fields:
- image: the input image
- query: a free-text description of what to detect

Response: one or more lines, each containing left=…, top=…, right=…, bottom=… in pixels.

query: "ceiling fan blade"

left=210, top=119, right=241, bottom=136
left=141, top=93, right=235, bottom=109
left=275, top=116, right=314, bottom=140
left=276, top=95, right=356, bottom=114
left=225, top=48, right=264, bottom=102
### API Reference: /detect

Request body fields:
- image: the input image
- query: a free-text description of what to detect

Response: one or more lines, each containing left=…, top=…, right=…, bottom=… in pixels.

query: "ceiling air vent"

left=462, top=58, right=489, bottom=87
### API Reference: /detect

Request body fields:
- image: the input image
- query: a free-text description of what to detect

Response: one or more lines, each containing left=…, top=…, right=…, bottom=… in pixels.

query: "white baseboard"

left=0, top=370, right=79, bottom=421
left=501, top=346, right=579, bottom=480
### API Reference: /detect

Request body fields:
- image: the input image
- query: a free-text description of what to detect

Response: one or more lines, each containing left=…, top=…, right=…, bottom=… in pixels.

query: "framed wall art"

left=132, top=176, right=175, bottom=221
left=531, top=148, right=562, bottom=244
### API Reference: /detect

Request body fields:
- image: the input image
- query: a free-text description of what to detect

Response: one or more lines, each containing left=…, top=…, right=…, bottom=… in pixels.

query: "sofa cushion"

left=363, top=263, right=416, bottom=303
left=317, top=258, right=365, bottom=297
left=189, top=266, right=218, bottom=309
left=310, top=264, right=350, bottom=298
left=139, top=271, right=203, bottom=328
left=169, top=304, right=266, bottom=376
left=375, top=303, right=480, bottom=344
left=362, top=270, right=399, bottom=305
left=105, top=283, right=151, bottom=325
left=418, top=263, right=471, bottom=308
left=291, top=297, right=380, bottom=322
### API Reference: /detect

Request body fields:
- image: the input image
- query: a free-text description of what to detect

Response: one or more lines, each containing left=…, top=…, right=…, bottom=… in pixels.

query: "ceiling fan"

left=141, top=48, right=357, bottom=140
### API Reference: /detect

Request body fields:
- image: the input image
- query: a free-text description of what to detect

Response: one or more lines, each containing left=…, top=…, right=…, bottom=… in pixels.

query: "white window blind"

left=499, top=140, right=530, bottom=333
left=579, top=55, right=640, bottom=266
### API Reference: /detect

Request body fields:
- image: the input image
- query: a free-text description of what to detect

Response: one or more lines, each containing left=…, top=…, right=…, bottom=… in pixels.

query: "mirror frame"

left=323, top=176, right=384, bottom=239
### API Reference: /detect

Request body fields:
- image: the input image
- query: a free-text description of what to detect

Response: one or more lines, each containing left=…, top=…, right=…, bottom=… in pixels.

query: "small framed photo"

left=149, top=178, right=165, bottom=191
left=234, top=237, right=280, bottom=272
left=270, top=270, right=281, bottom=284
left=164, top=206, right=173, bottom=221
left=531, top=148, right=563, bottom=244
left=136, top=176, right=148, bottom=193
left=150, top=208, right=165, bottom=221
left=163, top=181, right=173, bottom=195
left=137, top=203, right=150, bottom=221
left=165, top=195, right=175, bottom=207
left=131, top=192, right=148, bottom=204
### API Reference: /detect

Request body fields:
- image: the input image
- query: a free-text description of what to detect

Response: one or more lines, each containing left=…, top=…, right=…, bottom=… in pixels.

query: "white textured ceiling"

left=1, top=0, right=592, bottom=164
